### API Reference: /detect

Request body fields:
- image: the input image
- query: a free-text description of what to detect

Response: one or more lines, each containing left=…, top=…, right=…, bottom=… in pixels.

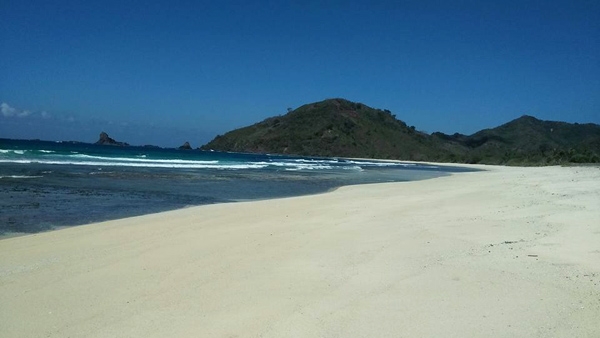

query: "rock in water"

left=179, top=142, right=192, bottom=150
left=95, top=132, right=129, bottom=146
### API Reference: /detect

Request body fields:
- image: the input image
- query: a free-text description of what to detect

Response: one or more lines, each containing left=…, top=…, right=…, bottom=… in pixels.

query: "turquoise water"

left=0, top=138, right=474, bottom=236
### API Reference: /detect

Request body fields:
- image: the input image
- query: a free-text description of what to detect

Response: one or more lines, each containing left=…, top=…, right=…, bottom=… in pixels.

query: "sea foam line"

left=253, top=161, right=334, bottom=169
left=0, top=149, right=25, bottom=154
left=67, top=154, right=220, bottom=164
left=0, top=159, right=362, bottom=171
left=0, top=159, right=268, bottom=169
left=0, top=175, right=42, bottom=179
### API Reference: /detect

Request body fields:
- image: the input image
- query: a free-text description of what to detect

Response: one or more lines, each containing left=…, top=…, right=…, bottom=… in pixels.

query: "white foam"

left=0, top=149, right=25, bottom=154
left=290, top=158, right=419, bottom=168
left=68, top=154, right=219, bottom=164
left=0, top=159, right=266, bottom=169
left=253, top=161, right=334, bottom=170
left=0, top=152, right=430, bottom=171
left=0, top=175, right=42, bottom=179
left=0, top=160, right=32, bottom=164
left=346, top=160, right=416, bottom=167
left=292, top=158, right=341, bottom=164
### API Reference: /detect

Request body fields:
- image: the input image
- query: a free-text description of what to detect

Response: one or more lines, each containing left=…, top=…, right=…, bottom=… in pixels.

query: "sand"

left=1, top=165, right=599, bottom=337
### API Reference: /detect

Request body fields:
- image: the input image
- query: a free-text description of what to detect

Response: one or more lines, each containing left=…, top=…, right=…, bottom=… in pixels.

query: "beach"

left=1, top=165, right=599, bottom=337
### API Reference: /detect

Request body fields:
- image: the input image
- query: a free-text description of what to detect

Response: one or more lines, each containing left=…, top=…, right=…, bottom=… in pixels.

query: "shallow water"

left=0, top=139, right=475, bottom=236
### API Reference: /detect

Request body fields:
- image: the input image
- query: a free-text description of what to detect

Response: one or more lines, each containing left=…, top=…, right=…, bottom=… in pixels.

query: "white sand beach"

left=1, top=165, right=599, bottom=337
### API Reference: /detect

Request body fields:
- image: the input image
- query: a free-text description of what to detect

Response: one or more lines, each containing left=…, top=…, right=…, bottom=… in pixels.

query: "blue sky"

left=1, top=0, right=598, bottom=147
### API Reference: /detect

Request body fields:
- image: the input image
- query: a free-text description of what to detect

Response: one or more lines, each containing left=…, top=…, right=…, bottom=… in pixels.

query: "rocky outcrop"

left=178, top=141, right=192, bottom=150
left=95, top=132, right=129, bottom=146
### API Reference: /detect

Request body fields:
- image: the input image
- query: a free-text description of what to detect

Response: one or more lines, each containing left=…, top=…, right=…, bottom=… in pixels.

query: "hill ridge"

left=202, top=98, right=600, bottom=165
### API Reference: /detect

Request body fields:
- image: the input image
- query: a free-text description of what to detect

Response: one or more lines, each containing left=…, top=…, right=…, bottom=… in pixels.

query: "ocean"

left=0, top=138, right=474, bottom=237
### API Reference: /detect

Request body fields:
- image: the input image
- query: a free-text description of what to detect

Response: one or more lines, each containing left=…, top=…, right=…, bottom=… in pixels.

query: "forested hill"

left=434, top=115, right=600, bottom=164
left=201, top=98, right=600, bottom=165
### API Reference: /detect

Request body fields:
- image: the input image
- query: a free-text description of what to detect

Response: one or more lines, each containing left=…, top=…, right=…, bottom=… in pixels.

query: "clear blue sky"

left=1, top=0, right=598, bottom=147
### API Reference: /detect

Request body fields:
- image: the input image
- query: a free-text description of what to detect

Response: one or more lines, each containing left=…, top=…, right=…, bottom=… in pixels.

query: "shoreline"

left=1, top=165, right=599, bottom=337
left=0, top=161, right=477, bottom=240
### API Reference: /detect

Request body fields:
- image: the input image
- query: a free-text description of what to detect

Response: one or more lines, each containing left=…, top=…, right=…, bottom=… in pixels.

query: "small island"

left=95, top=132, right=129, bottom=146
left=178, top=141, right=193, bottom=150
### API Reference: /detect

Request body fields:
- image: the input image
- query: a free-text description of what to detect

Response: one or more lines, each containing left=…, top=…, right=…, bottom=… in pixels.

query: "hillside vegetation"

left=202, top=99, right=600, bottom=165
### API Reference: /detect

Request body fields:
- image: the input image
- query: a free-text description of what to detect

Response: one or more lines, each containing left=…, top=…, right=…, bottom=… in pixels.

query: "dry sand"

left=1, top=165, right=599, bottom=337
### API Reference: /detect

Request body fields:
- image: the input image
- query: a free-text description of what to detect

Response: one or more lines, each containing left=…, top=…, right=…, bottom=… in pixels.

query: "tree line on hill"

left=200, top=98, right=600, bottom=165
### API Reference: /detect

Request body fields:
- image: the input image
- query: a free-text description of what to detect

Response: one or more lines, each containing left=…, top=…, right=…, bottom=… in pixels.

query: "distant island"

left=95, top=132, right=129, bottom=146
left=201, top=98, right=600, bottom=165
left=178, top=141, right=193, bottom=150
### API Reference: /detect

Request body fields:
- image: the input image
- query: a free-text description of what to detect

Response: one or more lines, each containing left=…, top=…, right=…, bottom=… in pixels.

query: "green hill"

left=201, top=99, right=465, bottom=161
left=456, top=115, right=600, bottom=164
left=201, top=98, right=600, bottom=165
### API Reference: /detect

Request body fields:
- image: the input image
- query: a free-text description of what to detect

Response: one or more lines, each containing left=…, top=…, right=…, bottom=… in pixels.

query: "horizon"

left=1, top=1, right=599, bottom=147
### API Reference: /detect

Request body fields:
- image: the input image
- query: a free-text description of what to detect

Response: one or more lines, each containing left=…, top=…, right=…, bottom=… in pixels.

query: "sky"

left=1, top=0, right=599, bottom=147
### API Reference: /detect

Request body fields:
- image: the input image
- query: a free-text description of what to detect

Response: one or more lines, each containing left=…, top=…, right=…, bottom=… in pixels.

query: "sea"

left=0, top=138, right=475, bottom=237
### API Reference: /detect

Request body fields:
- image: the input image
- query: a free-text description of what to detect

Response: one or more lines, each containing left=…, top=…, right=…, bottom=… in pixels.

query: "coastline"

left=0, top=158, right=471, bottom=240
left=1, top=165, right=599, bottom=337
